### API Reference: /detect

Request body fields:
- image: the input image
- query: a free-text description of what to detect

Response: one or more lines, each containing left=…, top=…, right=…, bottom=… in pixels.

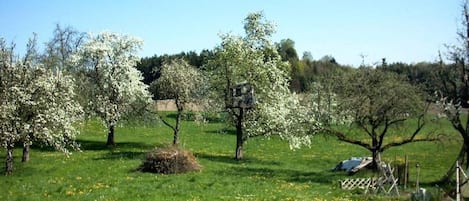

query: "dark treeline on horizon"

left=137, top=38, right=461, bottom=102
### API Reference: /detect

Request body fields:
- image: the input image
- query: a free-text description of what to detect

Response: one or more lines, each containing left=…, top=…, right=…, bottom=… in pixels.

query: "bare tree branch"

left=322, top=128, right=372, bottom=150
left=156, top=113, right=176, bottom=131
left=381, top=137, right=439, bottom=151
left=381, top=112, right=429, bottom=151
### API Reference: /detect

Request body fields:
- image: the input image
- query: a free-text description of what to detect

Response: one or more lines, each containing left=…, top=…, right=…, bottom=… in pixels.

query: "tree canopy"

left=150, top=58, right=205, bottom=145
left=206, top=12, right=321, bottom=159
left=72, top=32, right=152, bottom=146
left=323, top=67, right=430, bottom=168
left=0, top=38, right=82, bottom=175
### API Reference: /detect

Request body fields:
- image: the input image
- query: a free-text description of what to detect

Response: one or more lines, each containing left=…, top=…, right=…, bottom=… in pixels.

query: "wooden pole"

left=457, top=160, right=461, bottom=201
left=404, top=155, right=408, bottom=190
left=416, top=163, right=420, bottom=192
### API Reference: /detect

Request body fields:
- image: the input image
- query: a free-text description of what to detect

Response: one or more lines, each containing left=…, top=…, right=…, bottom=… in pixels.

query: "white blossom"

left=151, top=59, right=204, bottom=104
left=72, top=31, right=152, bottom=139
left=207, top=12, right=331, bottom=149
left=0, top=60, right=83, bottom=153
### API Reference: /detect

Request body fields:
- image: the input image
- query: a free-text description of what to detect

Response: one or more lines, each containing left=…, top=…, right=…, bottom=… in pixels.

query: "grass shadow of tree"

left=93, top=151, right=146, bottom=160
left=219, top=166, right=344, bottom=185
left=195, top=152, right=282, bottom=166
left=74, top=139, right=167, bottom=161
left=196, top=152, right=347, bottom=185
left=76, top=139, right=155, bottom=151
left=204, top=128, right=236, bottom=136
left=160, top=111, right=228, bottom=124
left=28, top=139, right=156, bottom=153
left=29, top=143, right=57, bottom=152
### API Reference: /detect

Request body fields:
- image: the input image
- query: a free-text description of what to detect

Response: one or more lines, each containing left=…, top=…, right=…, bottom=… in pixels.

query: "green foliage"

left=336, top=68, right=425, bottom=122
left=150, top=59, right=205, bottom=145
left=378, top=61, right=451, bottom=101
left=275, top=39, right=345, bottom=92
left=277, top=38, right=299, bottom=63
left=136, top=50, right=214, bottom=100
left=318, top=67, right=431, bottom=168
left=72, top=31, right=152, bottom=145
left=151, top=59, right=204, bottom=102
left=205, top=12, right=323, bottom=157
left=0, top=37, right=83, bottom=174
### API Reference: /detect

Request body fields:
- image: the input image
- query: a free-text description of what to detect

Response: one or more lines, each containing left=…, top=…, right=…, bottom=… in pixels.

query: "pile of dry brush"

left=138, top=146, right=201, bottom=174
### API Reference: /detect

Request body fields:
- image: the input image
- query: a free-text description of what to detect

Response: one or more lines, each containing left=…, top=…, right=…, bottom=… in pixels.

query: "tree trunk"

left=463, top=3, right=469, bottom=108
left=465, top=139, right=469, bottom=170
left=437, top=118, right=469, bottom=184
left=460, top=60, right=469, bottom=108
left=371, top=148, right=380, bottom=170
left=5, top=144, right=14, bottom=175
left=173, top=98, right=183, bottom=145
left=436, top=145, right=466, bottom=185
left=106, top=122, right=115, bottom=146
left=235, top=108, right=244, bottom=160
left=22, top=144, right=30, bottom=162
left=172, top=118, right=180, bottom=145
left=370, top=137, right=380, bottom=169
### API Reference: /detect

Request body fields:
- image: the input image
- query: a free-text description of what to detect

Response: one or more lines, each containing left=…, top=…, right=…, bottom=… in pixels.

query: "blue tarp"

left=333, top=157, right=372, bottom=173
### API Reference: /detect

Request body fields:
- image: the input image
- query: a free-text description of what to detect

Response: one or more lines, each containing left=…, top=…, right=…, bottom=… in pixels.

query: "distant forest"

left=137, top=38, right=462, bottom=103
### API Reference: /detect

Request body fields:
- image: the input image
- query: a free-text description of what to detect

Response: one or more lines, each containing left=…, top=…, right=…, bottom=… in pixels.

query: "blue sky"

left=0, top=0, right=461, bottom=66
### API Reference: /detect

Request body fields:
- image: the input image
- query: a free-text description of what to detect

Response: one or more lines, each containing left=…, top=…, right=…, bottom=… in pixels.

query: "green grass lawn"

left=0, top=115, right=462, bottom=201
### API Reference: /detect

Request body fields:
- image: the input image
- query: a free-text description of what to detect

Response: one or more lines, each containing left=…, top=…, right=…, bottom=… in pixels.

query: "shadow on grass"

left=94, top=151, right=147, bottom=160
left=204, top=128, right=236, bottom=135
left=30, top=143, right=56, bottom=152
left=26, top=140, right=156, bottom=155
left=160, top=112, right=227, bottom=124
left=0, top=162, right=40, bottom=176
left=76, top=139, right=155, bottom=151
left=82, top=140, right=171, bottom=161
left=196, top=152, right=346, bottom=185
left=195, top=152, right=282, bottom=166
left=219, top=166, right=343, bottom=184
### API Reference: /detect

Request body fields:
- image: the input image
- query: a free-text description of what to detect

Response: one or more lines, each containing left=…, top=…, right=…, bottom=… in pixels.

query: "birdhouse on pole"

left=230, top=82, right=255, bottom=109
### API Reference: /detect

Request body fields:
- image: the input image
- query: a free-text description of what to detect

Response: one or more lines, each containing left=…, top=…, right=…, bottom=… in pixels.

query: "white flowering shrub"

left=435, top=92, right=462, bottom=124
left=206, top=12, right=325, bottom=157
left=72, top=32, right=152, bottom=145
left=306, top=82, right=354, bottom=126
left=152, top=59, right=204, bottom=105
left=31, top=69, right=83, bottom=153
left=246, top=92, right=322, bottom=149
left=150, top=59, right=204, bottom=145
left=0, top=40, right=83, bottom=174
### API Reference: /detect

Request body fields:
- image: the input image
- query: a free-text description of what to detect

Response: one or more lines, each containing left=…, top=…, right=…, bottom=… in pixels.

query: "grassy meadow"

left=0, top=113, right=462, bottom=201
